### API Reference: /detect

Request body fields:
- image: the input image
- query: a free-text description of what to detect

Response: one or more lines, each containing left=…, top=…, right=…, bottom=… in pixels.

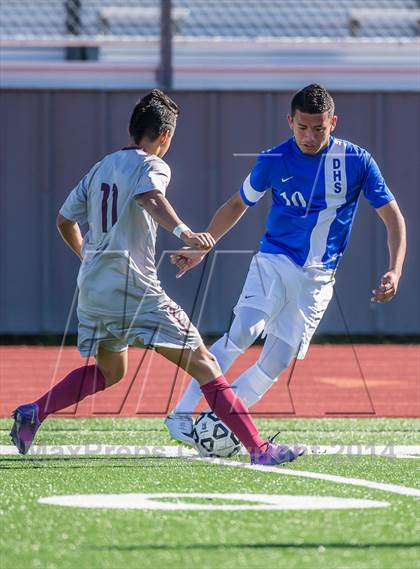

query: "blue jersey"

left=239, top=136, right=394, bottom=270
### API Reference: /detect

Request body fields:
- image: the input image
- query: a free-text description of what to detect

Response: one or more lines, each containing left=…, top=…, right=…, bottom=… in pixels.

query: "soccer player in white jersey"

left=10, top=89, right=306, bottom=466
left=166, top=84, right=406, bottom=443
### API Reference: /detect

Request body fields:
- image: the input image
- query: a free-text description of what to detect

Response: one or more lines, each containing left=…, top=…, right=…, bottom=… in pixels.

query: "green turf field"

left=1, top=418, right=419, bottom=569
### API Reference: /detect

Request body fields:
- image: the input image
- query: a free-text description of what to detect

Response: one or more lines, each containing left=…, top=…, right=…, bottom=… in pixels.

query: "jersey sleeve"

left=59, top=173, right=89, bottom=224
left=239, top=153, right=271, bottom=207
left=362, top=154, right=395, bottom=208
left=134, top=158, right=171, bottom=197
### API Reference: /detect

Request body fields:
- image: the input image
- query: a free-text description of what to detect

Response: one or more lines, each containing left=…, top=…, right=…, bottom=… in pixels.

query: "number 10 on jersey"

left=101, top=183, right=118, bottom=232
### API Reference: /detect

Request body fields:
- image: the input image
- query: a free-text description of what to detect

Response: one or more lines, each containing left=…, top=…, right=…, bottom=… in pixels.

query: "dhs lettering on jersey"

left=333, top=158, right=342, bottom=193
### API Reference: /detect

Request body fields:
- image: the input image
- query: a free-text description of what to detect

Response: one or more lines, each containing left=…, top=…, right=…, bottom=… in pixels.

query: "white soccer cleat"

left=164, top=413, right=194, bottom=445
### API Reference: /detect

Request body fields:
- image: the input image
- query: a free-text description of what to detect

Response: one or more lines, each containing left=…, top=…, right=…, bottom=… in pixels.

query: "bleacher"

left=0, top=0, right=418, bottom=90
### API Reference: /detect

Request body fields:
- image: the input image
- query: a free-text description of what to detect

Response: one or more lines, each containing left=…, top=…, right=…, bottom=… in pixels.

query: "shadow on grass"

left=90, top=542, right=420, bottom=552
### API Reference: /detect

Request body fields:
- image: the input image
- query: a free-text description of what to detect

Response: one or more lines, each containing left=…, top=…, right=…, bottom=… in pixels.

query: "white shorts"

left=234, top=252, right=335, bottom=359
left=77, top=295, right=202, bottom=357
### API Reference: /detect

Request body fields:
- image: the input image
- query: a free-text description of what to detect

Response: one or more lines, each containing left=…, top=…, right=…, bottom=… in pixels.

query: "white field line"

left=0, top=444, right=197, bottom=458
left=195, top=458, right=420, bottom=498
left=1, top=443, right=420, bottom=498
left=38, top=493, right=390, bottom=511
left=1, top=444, right=419, bottom=458
left=392, top=455, right=420, bottom=460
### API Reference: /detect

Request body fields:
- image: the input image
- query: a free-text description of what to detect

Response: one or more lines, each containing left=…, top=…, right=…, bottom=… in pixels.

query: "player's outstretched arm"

left=56, top=214, right=84, bottom=261
left=371, top=200, right=406, bottom=303
left=171, top=191, right=249, bottom=278
left=135, top=190, right=215, bottom=250
left=206, top=191, right=249, bottom=243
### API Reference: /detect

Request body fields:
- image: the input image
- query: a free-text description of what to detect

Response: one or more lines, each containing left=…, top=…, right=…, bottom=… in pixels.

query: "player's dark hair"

left=291, top=84, right=335, bottom=117
left=129, top=89, right=180, bottom=144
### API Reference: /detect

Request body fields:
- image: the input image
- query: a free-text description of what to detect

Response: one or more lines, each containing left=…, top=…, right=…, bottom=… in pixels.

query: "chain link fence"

left=1, top=0, right=419, bottom=40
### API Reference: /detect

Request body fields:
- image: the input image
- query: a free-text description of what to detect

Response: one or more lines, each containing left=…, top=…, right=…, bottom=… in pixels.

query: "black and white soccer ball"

left=192, top=412, right=242, bottom=458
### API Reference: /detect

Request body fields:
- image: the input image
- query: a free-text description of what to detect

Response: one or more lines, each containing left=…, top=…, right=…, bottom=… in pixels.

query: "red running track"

left=1, top=345, right=419, bottom=418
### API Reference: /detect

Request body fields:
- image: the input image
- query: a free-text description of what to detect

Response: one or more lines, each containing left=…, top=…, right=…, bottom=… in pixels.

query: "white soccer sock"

left=230, top=335, right=296, bottom=408
left=172, top=334, right=243, bottom=415
left=231, top=363, right=278, bottom=408
left=171, top=377, right=202, bottom=416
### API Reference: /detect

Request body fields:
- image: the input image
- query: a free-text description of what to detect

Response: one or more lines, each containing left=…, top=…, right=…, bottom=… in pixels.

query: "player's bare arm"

left=371, top=200, right=406, bottom=303
left=56, top=213, right=83, bottom=261
left=206, top=190, right=249, bottom=242
left=135, top=189, right=215, bottom=250
left=171, top=191, right=248, bottom=277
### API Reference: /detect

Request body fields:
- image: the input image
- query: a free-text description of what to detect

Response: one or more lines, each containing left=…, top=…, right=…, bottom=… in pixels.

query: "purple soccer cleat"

left=251, top=442, right=307, bottom=466
left=10, top=403, right=41, bottom=455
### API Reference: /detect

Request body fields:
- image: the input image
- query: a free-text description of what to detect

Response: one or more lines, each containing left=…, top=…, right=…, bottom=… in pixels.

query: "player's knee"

left=96, top=347, right=128, bottom=387
left=200, top=349, right=220, bottom=371
left=99, top=366, right=126, bottom=387
left=191, top=346, right=221, bottom=380
left=255, top=364, right=279, bottom=388
left=229, top=308, right=267, bottom=351
left=258, top=358, right=288, bottom=380
left=258, top=336, right=296, bottom=379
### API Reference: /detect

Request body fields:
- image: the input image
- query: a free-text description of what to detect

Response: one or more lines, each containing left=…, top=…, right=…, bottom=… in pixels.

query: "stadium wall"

left=0, top=89, right=419, bottom=336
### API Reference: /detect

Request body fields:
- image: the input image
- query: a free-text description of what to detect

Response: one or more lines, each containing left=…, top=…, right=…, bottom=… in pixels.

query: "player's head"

left=129, top=89, right=179, bottom=157
left=288, top=84, right=337, bottom=155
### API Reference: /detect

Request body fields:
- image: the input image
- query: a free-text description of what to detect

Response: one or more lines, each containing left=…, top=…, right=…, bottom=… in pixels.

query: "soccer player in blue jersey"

left=166, top=84, right=406, bottom=442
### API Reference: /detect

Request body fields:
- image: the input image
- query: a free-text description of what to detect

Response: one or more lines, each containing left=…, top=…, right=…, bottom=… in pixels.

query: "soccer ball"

left=192, top=412, right=242, bottom=458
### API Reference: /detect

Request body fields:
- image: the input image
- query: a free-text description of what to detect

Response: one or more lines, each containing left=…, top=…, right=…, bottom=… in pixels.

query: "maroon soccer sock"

left=200, top=376, right=267, bottom=454
left=34, top=365, right=106, bottom=421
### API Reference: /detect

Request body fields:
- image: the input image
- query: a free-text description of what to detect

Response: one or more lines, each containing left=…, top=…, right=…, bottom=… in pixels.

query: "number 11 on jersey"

left=101, top=183, right=118, bottom=232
